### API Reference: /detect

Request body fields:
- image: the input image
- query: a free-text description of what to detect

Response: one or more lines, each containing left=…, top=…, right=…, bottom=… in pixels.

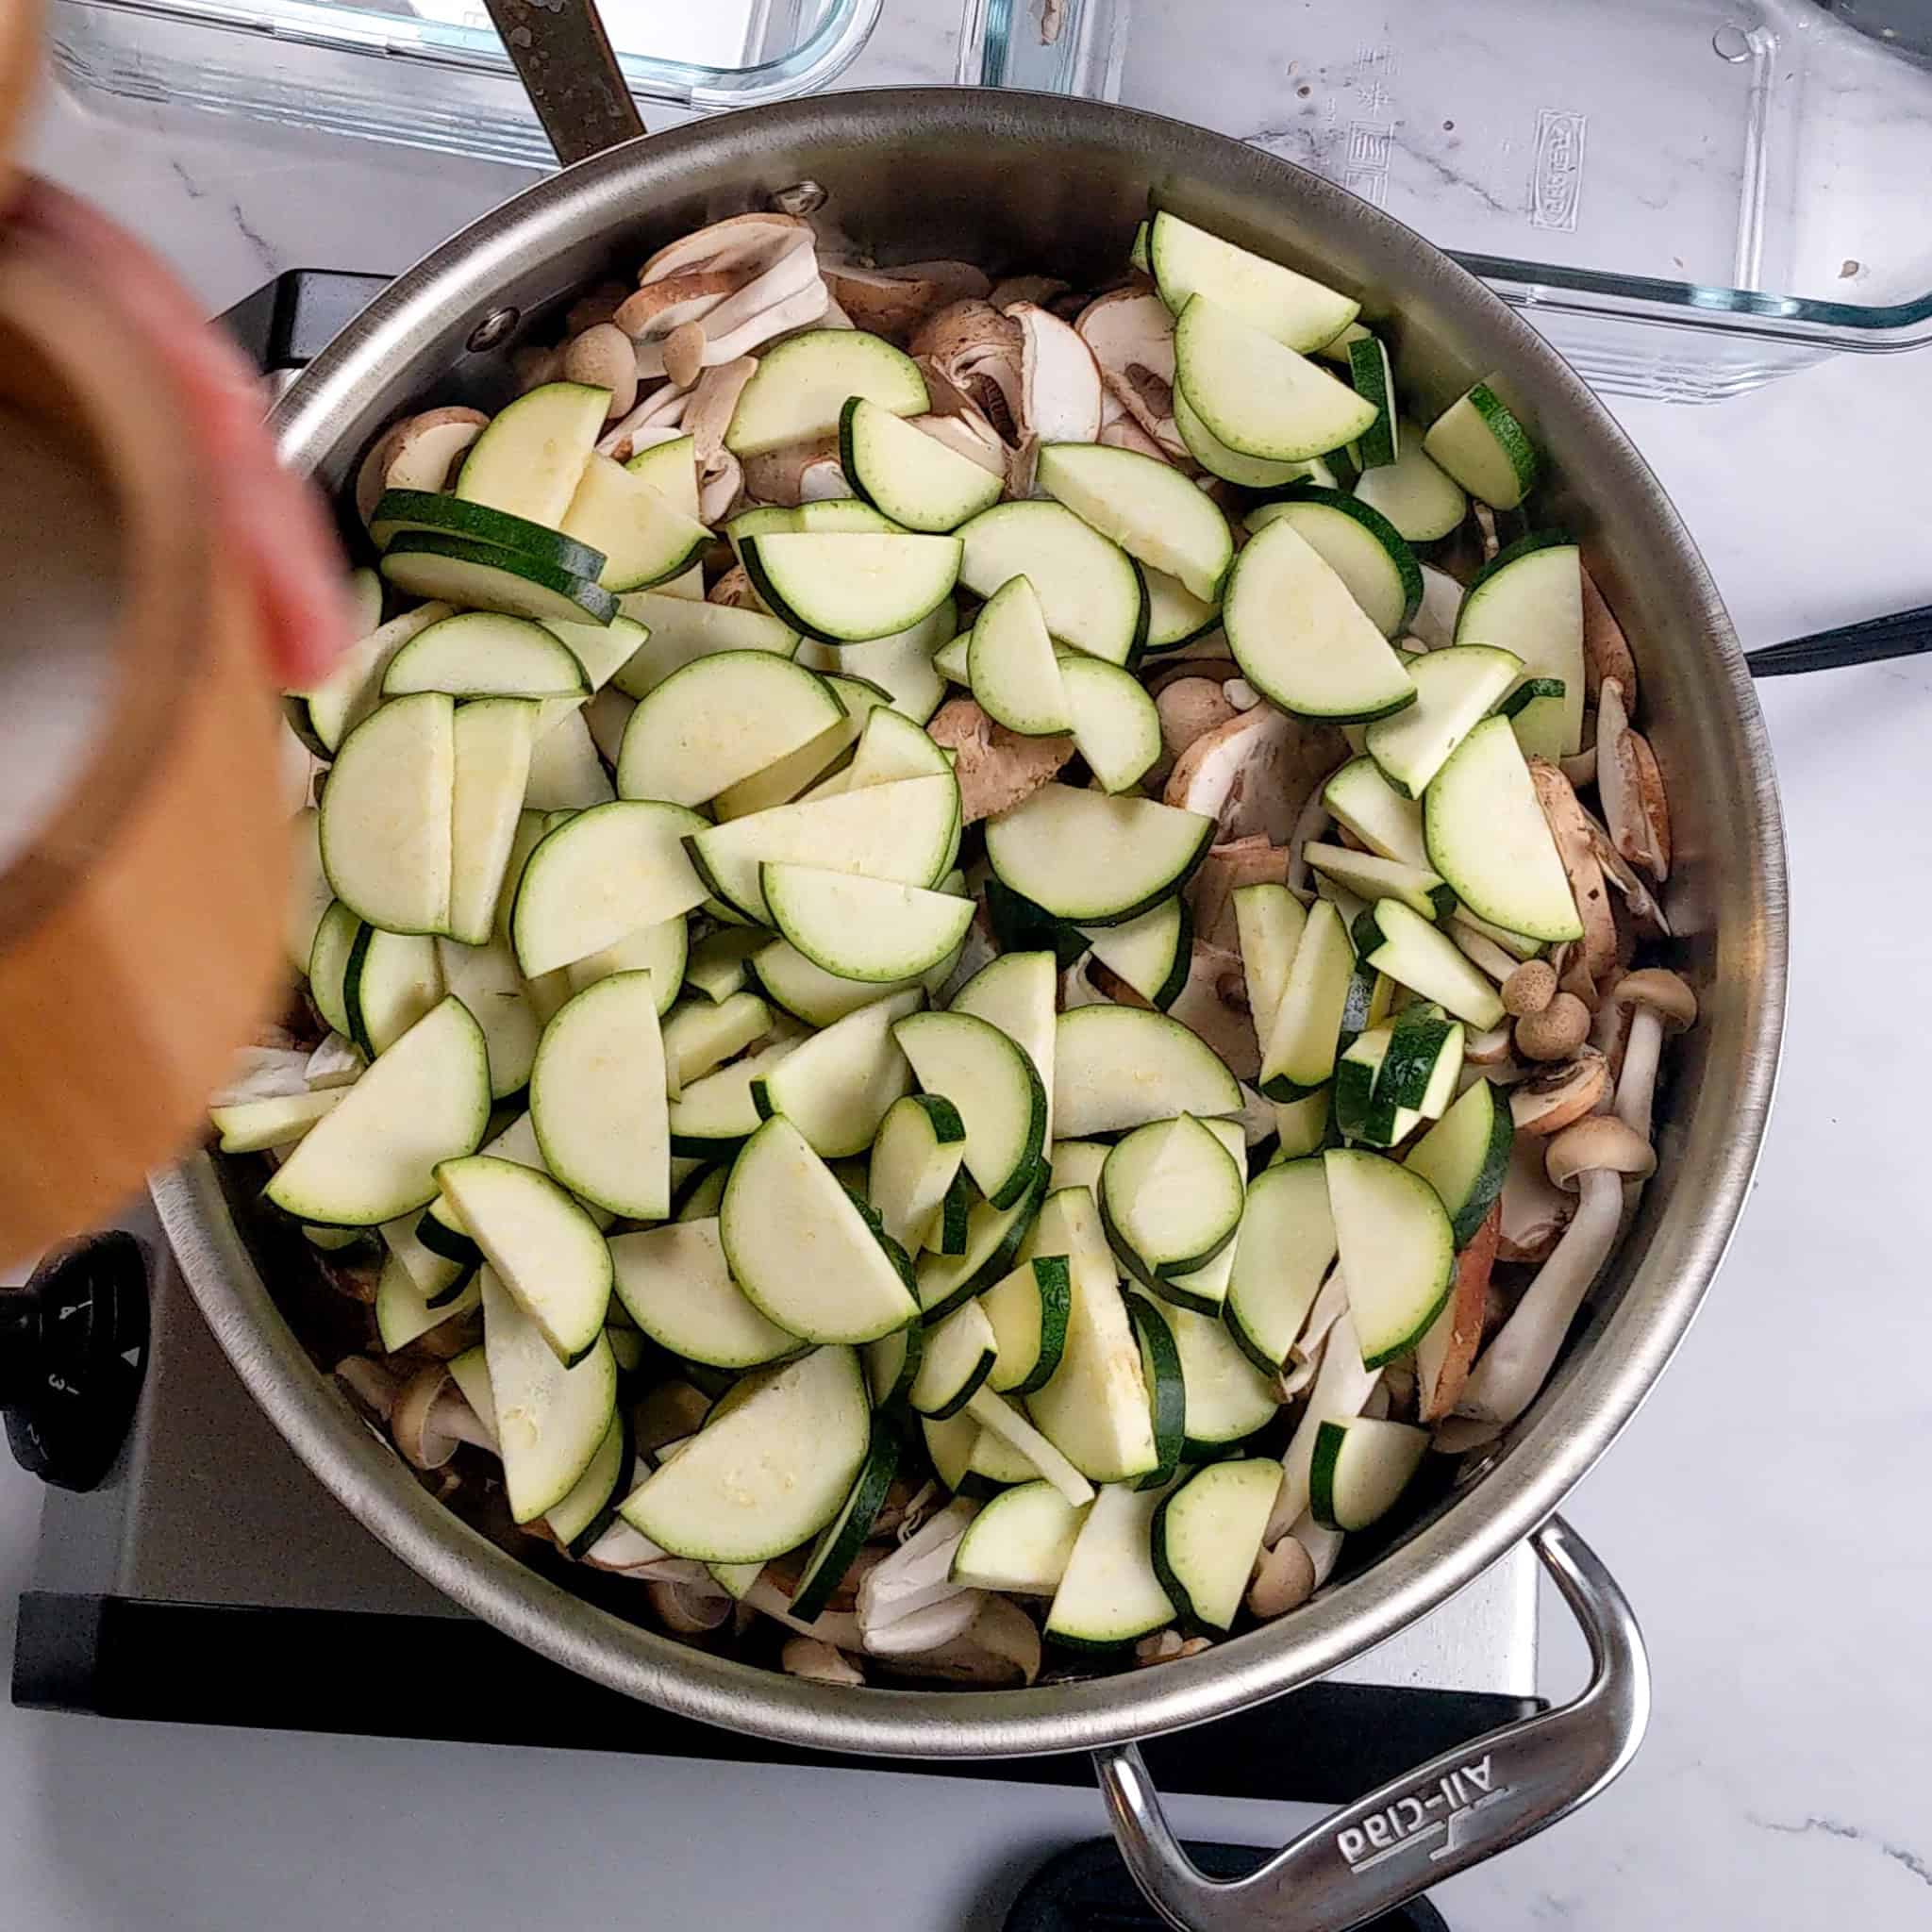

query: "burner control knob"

left=0, top=1232, right=149, bottom=1491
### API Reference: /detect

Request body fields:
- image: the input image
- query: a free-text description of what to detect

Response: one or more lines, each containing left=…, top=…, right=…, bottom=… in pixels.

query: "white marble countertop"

left=6, top=24, right=1932, bottom=1928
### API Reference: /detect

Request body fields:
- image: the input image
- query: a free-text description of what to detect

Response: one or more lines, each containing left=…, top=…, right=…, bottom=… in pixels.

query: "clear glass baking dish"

left=49, top=0, right=883, bottom=171
left=963, top=0, right=1932, bottom=400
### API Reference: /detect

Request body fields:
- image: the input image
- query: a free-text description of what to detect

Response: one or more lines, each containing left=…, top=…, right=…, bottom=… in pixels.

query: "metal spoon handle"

left=479, top=0, right=645, bottom=168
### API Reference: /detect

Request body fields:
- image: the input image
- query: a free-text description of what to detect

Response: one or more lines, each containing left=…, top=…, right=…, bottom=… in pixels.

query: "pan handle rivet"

left=467, top=307, right=522, bottom=352
left=770, top=180, right=827, bottom=217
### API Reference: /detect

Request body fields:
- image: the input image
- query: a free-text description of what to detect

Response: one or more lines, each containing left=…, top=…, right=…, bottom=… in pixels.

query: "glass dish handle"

left=1092, top=1517, right=1647, bottom=1932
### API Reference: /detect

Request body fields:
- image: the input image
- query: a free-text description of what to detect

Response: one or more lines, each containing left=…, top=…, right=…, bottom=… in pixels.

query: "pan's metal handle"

left=480, top=0, right=645, bottom=167
left=1093, top=1517, right=1647, bottom=1932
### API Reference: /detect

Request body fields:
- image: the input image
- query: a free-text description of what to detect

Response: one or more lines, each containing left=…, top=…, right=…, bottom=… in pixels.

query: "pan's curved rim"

left=159, top=88, right=1787, bottom=1762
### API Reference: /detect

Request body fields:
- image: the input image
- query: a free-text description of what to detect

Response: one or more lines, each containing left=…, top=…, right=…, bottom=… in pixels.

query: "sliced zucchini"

left=721, top=1116, right=919, bottom=1343
left=752, top=986, right=923, bottom=1160
left=1454, top=538, right=1584, bottom=758
left=620, top=1344, right=872, bottom=1562
left=1497, top=676, right=1570, bottom=764
left=546, top=1411, right=633, bottom=1555
left=1423, top=718, right=1584, bottom=943
left=1333, top=1023, right=1395, bottom=1144
left=982, top=1255, right=1072, bottom=1396
left=559, top=454, right=710, bottom=592
left=286, top=601, right=451, bottom=758
left=841, top=395, right=1004, bottom=533
left=1054, top=1003, right=1243, bottom=1138
left=1356, top=899, right=1505, bottom=1030
left=1406, top=1076, right=1513, bottom=1247
left=986, top=784, right=1211, bottom=928
left=950, top=1480, right=1089, bottom=1595
left=524, top=707, right=614, bottom=811
left=673, top=1160, right=729, bottom=1223
left=542, top=614, right=647, bottom=698
left=1310, top=1416, right=1430, bottom=1530
left=342, top=924, right=441, bottom=1060
left=967, top=575, right=1071, bottom=738
left=811, top=701, right=954, bottom=797
left=1322, top=756, right=1429, bottom=869
left=1045, top=1482, right=1174, bottom=1651
left=932, top=633, right=971, bottom=684
left=1127, top=1298, right=1188, bottom=1491
left=564, top=916, right=688, bottom=1011
left=930, top=1167, right=974, bottom=1256
left=1174, top=296, right=1377, bottom=462
left=1410, top=653, right=1511, bottom=794
left=625, top=433, right=699, bottom=511
left=441, top=697, right=537, bottom=946
left=1080, top=896, right=1191, bottom=1011
left=383, top=610, right=589, bottom=701
left=667, top=1033, right=805, bottom=1157
left=1058, top=652, right=1162, bottom=794
left=689, top=773, right=958, bottom=924
left=1174, top=382, right=1332, bottom=491
left=660, top=991, right=772, bottom=1094
left=1222, top=517, right=1415, bottom=724
left=1245, top=486, right=1422, bottom=639
left=1305, top=843, right=1456, bottom=924
left=1150, top=212, right=1359, bottom=353
left=319, top=692, right=454, bottom=937
left=685, top=926, right=767, bottom=1002
left=265, top=997, right=490, bottom=1225
left=616, top=651, right=846, bottom=808
left=894, top=1009, right=1047, bottom=1210
left=790, top=1418, right=902, bottom=1621
left=868, top=1092, right=968, bottom=1252
left=210, top=1088, right=345, bottom=1154
left=437, top=935, right=539, bottom=1099
left=1353, top=424, right=1468, bottom=543
left=510, top=799, right=708, bottom=979
left=1224, top=1157, right=1337, bottom=1373
left=1272, top=1089, right=1332, bottom=1161
left=380, top=532, right=618, bottom=628
left=608, top=1219, right=799, bottom=1370
left=610, top=594, right=799, bottom=700
left=1324, top=1147, right=1455, bottom=1367
left=480, top=1269, right=618, bottom=1523
left=373, top=1248, right=476, bottom=1354
left=948, top=949, right=1058, bottom=1143
left=456, top=381, right=609, bottom=528
left=1344, top=335, right=1397, bottom=468
left=1257, top=900, right=1356, bottom=1101
left=866, top=1320, right=925, bottom=1407
left=958, top=500, right=1147, bottom=668
left=725, top=329, right=927, bottom=459
left=915, top=1174, right=1046, bottom=1321
left=1025, top=1190, right=1158, bottom=1485
left=1421, top=380, right=1540, bottom=511
left=793, top=598, right=953, bottom=727
left=741, top=532, right=961, bottom=644
left=754, top=936, right=933, bottom=1030
left=909, top=1299, right=1000, bottom=1419
left=764, top=865, right=972, bottom=986
left=1151, top=1457, right=1281, bottom=1633
left=793, top=496, right=909, bottom=537
left=1169, top=1298, right=1279, bottom=1453
left=1232, top=882, right=1307, bottom=1041
left=1036, top=441, right=1233, bottom=605
left=529, top=972, right=670, bottom=1220
left=286, top=810, right=334, bottom=979
left=710, top=675, right=885, bottom=822
left=1101, top=1115, right=1244, bottom=1288
left=1141, top=565, right=1222, bottom=653
left=1047, top=1139, right=1109, bottom=1198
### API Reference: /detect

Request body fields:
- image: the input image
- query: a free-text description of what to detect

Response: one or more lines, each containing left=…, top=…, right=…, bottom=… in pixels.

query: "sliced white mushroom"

left=335, top=1356, right=404, bottom=1427
left=856, top=1500, right=982, bottom=1657
left=623, top=218, right=826, bottom=378
left=1247, top=1535, right=1317, bottom=1620
left=1288, top=1507, right=1346, bottom=1589
left=741, top=437, right=848, bottom=507
left=1580, top=565, right=1639, bottom=710
left=876, top=1594, right=1041, bottom=1686
left=781, top=1636, right=867, bottom=1687
left=1008, top=300, right=1105, bottom=447
left=391, top=1363, right=495, bottom=1472
left=741, top=1576, right=864, bottom=1650
left=1074, top=287, right=1187, bottom=460
left=683, top=355, right=758, bottom=522
left=906, top=407, right=1008, bottom=477
left=595, top=378, right=691, bottom=460
left=1098, top=401, right=1175, bottom=462
left=1277, top=1268, right=1349, bottom=1400
left=1164, top=705, right=1344, bottom=846
left=647, top=1574, right=735, bottom=1634
left=354, top=407, right=490, bottom=525
left=911, top=300, right=1025, bottom=444
left=1508, top=1047, right=1610, bottom=1137
left=1134, top=1629, right=1214, bottom=1666
left=1153, top=676, right=1241, bottom=788
left=821, top=259, right=991, bottom=338
left=1454, top=1116, right=1656, bottom=1427
left=1528, top=758, right=1618, bottom=1003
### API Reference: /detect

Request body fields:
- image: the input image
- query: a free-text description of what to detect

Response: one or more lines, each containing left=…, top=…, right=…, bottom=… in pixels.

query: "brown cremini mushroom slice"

left=354, top=407, right=490, bottom=525
left=1098, top=401, right=1174, bottom=462
left=1453, top=1117, right=1657, bottom=1428
left=928, top=697, right=1074, bottom=822
left=1580, top=565, right=1639, bottom=710
left=680, top=355, right=758, bottom=523
left=1495, top=1128, right=1574, bottom=1262
left=1247, top=1535, right=1317, bottom=1620
left=821, top=259, right=991, bottom=338
left=390, top=1362, right=496, bottom=1472
left=623, top=218, right=827, bottom=379
left=741, top=436, right=849, bottom=507
left=780, top=1636, right=867, bottom=1687
left=1164, top=705, right=1346, bottom=846
left=1601, top=968, right=1697, bottom=1143
left=875, top=1595, right=1042, bottom=1687
left=990, top=273, right=1071, bottom=310
left=562, top=322, right=641, bottom=423
left=647, top=1574, right=735, bottom=1635
left=1157, top=942, right=1258, bottom=1081
left=1527, top=757, right=1618, bottom=1002
left=1461, top=1021, right=1517, bottom=1070
left=1134, top=1629, right=1214, bottom=1667
left=335, top=1355, right=403, bottom=1426
left=1416, top=1203, right=1500, bottom=1423
left=564, top=281, right=630, bottom=335
left=595, top=377, right=691, bottom=462
left=1596, top=678, right=1672, bottom=882
left=905, top=407, right=1008, bottom=477
left=910, top=299, right=1024, bottom=441
left=1074, top=287, right=1188, bottom=460
left=1188, top=836, right=1291, bottom=953
left=708, top=564, right=762, bottom=611
left=1008, top=300, right=1104, bottom=444
left=1153, top=676, right=1241, bottom=787
left=1508, top=1046, right=1609, bottom=1136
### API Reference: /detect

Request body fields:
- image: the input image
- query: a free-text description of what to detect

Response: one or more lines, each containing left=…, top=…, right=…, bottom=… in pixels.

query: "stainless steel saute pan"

left=152, top=87, right=1787, bottom=1932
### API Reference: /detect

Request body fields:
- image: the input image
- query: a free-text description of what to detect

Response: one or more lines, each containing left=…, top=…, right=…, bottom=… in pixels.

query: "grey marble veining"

left=8, top=12, right=1932, bottom=1926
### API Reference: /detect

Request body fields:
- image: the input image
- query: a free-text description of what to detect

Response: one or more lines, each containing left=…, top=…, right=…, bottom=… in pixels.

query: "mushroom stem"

left=1269, top=1306, right=1381, bottom=1541
left=1284, top=787, right=1334, bottom=895
left=1454, top=1168, right=1623, bottom=1425
left=1617, top=1008, right=1665, bottom=1144
left=1288, top=1507, right=1345, bottom=1589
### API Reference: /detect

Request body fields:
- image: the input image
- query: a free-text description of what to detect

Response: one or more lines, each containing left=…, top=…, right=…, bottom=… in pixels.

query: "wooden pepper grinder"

left=0, top=6, right=289, bottom=1261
